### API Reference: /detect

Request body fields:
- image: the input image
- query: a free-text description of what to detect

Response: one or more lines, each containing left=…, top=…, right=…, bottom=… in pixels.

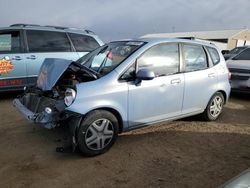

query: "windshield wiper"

left=72, top=62, right=100, bottom=79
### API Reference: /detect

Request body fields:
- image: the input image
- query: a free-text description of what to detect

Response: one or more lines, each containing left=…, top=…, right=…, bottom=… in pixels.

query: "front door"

left=128, top=43, right=184, bottom=127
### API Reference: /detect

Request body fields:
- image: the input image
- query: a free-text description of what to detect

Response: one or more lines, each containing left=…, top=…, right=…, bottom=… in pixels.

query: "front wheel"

left=77, top=110, right=119, bottom=156
left=202, top=92, right=225, bottom=121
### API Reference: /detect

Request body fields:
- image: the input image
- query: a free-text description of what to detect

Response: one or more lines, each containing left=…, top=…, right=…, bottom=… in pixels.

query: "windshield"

left=76, top=41, right=145, bottom=76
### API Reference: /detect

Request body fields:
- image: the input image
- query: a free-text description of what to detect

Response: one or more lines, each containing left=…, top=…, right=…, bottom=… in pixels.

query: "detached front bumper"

left=13, top=93, right=68, bottom=129
left=13, top=98, right=37, bottom=121
left=13, top=98, right=60, bottom=129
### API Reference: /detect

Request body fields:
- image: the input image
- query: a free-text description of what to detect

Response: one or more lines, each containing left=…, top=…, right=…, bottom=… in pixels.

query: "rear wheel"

left=202, top=92, right=225, bottom=121
left=77, top=110, right=119, bottom=156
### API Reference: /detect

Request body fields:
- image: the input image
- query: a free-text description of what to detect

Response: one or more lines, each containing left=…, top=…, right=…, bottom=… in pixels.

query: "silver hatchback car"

left=14, top=38, right=231, bottom=156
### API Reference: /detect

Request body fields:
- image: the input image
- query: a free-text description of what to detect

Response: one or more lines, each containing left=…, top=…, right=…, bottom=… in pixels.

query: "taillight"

left=228, top=72, right=231, bottom=80
left=225, top=65, right=231, bottom=80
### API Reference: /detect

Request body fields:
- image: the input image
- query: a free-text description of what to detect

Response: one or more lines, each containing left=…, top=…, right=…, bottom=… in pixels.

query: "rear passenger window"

left=68, top=33, right=100, bottom=52
left=207, top=47, right=220, bottom=65
left=0, top=31, right=21, bottom=53
left=137, top=43, right=179, bottom=76
left=26, top=30, right=71, bottom=52
left=183, top=44, right=208, bottom=72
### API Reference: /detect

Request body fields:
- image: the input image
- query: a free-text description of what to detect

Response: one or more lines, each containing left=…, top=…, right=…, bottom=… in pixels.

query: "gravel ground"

left=0, top=92, right=250, bottom=188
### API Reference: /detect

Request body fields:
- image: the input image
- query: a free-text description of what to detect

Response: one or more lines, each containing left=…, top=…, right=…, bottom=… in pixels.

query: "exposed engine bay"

left=56, top=62, right=97, bottom=90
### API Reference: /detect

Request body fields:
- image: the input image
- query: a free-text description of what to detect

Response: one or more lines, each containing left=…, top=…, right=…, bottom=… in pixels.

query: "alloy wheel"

left=85, top=118, right=114, bottom=150
left=209, top=96, right=223, bottom=118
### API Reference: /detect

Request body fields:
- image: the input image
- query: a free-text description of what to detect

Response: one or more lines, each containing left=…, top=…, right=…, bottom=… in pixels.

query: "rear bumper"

left=230, top=78, right=250, bottom=92
left=229, top=71, right=250, bottom=91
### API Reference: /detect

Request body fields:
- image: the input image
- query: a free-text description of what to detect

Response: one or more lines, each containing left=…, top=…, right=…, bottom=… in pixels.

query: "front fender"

left=66, top=82, right=128, bottom=130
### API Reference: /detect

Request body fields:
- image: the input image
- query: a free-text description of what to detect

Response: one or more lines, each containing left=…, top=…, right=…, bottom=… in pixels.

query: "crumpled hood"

left=37, top=58, right=73, bottom=91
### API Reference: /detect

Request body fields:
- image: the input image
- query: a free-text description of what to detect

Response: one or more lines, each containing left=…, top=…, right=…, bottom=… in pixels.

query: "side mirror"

left=136, top=69, right=155, bottom=81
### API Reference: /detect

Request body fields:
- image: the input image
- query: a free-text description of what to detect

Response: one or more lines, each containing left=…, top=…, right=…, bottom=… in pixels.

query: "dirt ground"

left=0, top=92, right=250, bottom=188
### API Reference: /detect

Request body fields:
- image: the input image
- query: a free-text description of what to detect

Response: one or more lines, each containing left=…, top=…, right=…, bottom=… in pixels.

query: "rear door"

left=181, top=44, right=218, bottom=114
left=0, top=30, right=27, bottom=91
left=24, top=30, right=80, bottom=86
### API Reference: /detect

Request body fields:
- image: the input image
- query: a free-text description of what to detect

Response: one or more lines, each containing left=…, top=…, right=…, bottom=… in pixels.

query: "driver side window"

left=183, top=44, right=208, bottom=72
left=120, top=43, right=180, bottom=81
left=137, top=43, right=179, bottom=77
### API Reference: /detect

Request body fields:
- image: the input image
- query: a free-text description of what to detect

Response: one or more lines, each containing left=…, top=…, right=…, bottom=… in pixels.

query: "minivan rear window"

left=68, top=33, right=100, bottom=52
left=26, top=30, right=72, bottom=52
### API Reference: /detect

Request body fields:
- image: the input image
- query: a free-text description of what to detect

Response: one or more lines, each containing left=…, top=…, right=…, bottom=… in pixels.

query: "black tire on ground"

left=77, top=110, right=119, bottom=157
left=202, top=92, right=225, bottom=121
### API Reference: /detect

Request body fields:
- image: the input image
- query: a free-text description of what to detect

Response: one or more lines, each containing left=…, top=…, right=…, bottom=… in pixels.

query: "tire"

left=77, top=110, right=119, bottom=156
left=202, top=92, right=225, bottom=121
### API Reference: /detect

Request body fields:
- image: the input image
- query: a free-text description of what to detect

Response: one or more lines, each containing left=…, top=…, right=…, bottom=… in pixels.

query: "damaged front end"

left=13, top=89, right=67, bottom=129
left=13, top=58, right=97, bottom=129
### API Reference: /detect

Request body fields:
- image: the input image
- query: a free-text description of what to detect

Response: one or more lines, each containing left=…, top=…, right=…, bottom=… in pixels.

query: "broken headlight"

left=64, top=88, right=76, bottom=106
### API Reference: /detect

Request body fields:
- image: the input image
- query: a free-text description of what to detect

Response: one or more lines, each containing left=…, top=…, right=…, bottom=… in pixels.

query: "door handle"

left=208, top=73, right=216, bottom=78
left=12, top=56, right=22, bottom=61
left=171, top=78, right=181, bottom=85
left=26, top=55, right=36, bottom=60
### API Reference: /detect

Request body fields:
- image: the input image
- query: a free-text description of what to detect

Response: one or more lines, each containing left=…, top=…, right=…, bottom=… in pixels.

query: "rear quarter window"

left=68, top=33, right=100, bottom=52
left=207, top=47, right=220, bottom=65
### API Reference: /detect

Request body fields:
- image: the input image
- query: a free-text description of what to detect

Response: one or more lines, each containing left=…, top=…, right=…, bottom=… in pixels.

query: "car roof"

left=0, top=24, right=97, bottom=36
left=115, top=37, right=218, bottom=48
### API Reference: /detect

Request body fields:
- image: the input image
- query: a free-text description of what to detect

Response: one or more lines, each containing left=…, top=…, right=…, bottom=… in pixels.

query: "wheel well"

left=90, top=107, right=124, bottom=133
left=217, top=90, right=227, bottom=104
